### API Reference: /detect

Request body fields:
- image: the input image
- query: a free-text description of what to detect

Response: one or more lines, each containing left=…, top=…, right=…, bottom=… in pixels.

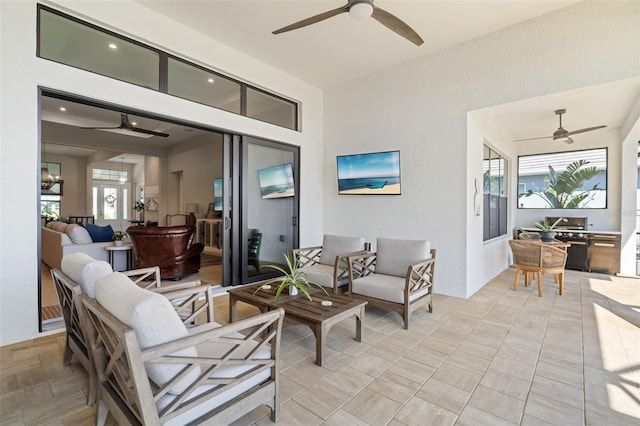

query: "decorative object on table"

left=260, top=252, right=328, bottom=301
left=133, top=200, right=145, bottom=222
left=113, top=231, right=125, bottom=247
left=534, top=217, right=565, bottom=242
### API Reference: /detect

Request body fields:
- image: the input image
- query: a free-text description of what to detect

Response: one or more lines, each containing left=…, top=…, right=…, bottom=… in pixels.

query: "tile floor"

left=1, top=268, right=639, bottom=425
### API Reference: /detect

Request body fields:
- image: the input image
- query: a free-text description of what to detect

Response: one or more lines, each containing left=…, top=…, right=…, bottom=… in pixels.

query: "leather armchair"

left=126, top=225, right=204, bottom=279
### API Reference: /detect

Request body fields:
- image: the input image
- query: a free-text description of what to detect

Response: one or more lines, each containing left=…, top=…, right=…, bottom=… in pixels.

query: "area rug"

left=42, top=305, right=62, bottom=321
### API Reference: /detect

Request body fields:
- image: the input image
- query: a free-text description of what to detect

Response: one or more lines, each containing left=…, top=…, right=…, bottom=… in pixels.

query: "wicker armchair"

left=518, top=231, right=541, bottom=241
left=508, top=240, right=568, bottom=297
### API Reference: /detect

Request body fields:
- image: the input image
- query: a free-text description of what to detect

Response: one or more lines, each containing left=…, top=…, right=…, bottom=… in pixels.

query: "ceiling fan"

left=81, top=113, right=169, bottom=138
left=272, top=0, right=424, bottom=46
left=514, top=109, right=606, bottom=144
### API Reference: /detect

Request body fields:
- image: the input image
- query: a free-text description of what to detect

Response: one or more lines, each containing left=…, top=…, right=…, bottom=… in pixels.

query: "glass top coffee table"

left=228, top=284, right=367, bottom=366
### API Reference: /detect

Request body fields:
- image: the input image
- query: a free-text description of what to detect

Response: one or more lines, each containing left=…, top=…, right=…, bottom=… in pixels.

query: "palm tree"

left=519, top=160, right=601, bottom=208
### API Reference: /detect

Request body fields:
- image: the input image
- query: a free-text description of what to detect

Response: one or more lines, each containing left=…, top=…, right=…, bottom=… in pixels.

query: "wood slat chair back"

left=51, top=263, right=214, bottom=406
left=347, top=243, right=436, bottom=330
left=293, top=240, right=371, bottom=294
left=81, top=294, right=285, bottom=426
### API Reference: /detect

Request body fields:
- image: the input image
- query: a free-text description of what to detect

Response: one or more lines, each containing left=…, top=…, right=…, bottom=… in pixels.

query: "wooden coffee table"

left=228, top=284, right=367, bottom=366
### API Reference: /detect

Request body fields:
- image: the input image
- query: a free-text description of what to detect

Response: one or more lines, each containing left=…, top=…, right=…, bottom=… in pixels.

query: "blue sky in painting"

left=258, top=163, right=294, bottom=186
left=337, top=151, right=400, bottom=179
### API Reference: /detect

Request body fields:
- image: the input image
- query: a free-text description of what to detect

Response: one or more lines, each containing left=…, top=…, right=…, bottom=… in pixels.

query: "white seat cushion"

left=94, top=272, right=199, bottom=395
left=300, top=263, right=347, bottom=289
left=352, top=274, right=430, bottom=304
left=375, top=238, right=431, bottom=278
left=61, top=253, right=113, bottom=298
left=318, top=234, right=365, bottom=266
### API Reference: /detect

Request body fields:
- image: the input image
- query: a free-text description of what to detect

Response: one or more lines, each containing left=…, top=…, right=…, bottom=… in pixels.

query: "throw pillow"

left=65, top=224, right=93, bottom=244
left=85, top=223, right=115, bottom=242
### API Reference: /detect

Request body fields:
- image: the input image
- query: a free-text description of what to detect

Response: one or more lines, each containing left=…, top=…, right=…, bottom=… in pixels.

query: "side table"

left=104, top=244, right=133, bottom=271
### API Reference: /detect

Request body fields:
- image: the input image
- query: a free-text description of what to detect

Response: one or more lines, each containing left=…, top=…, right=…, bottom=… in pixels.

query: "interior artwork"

left=518, top=148, right=607, bottom=209
left=337, top=150, right=401, bottom=195
left=272, top=0, right=423, bottom=46
left=257, top=163, right=295, bottom=199
left=80, top=113, right=170, bottom=138
left=514, top=109, right=606, bottom=144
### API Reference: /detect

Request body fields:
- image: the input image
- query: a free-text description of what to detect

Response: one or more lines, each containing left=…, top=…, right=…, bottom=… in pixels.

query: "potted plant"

left=260, top=252, right=328, bottom=301
left=534, top=217, right=565, bottom=242
left=113, top=231, right=126, bottom=247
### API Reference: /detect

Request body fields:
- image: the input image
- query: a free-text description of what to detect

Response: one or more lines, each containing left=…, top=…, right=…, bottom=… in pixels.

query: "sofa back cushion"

left=49, top=221, right=68, bottom=232
left=94, top=272, right=200, bottom=395
left=65, top=224, right=93, bottom=244
left=375, top=238, right=431, bottom=278
left=85, top=223, right=115, bottom=242
left=319, top=234, right=366, bottom=266
left=61, top=253, right=113, bottom=298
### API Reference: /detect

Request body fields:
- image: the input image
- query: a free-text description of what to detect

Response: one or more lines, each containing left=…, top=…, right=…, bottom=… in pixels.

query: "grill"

left=545, top=217, right=588, bottom=271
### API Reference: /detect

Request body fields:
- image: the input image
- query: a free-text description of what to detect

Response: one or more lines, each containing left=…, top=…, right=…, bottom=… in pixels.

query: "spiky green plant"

left=519, top=160, right=601, bottom=208
left=261, top=252, right=328, bottom=300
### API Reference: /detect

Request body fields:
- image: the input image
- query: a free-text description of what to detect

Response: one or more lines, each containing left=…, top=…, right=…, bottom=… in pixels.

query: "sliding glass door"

left=222, top=136, right=299, bottom=285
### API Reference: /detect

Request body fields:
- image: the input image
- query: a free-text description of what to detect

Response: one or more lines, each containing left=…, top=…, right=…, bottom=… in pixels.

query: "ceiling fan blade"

left=565, top=125, right=607, bottom=136
left=272, top=5, right=349, bottom=34
left=513, top=135, right=553, bottom=142
left=371, top=6, right=423, bottom=46
left=128, top=127, right=169, bottom=138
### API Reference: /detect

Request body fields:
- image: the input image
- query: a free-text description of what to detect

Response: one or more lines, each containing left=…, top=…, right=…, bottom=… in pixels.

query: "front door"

left=93, top=183, right=130, bottom=231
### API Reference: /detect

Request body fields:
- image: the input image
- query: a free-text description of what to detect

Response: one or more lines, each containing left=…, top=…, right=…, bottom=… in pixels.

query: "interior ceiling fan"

left=514, top=109, right=606, bottom=144
left=272, top=0, right=424, bottom=46
left=81, top=113, right=169, bottom=138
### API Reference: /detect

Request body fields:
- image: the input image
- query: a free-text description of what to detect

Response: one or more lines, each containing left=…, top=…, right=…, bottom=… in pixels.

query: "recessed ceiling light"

left=59, top=107, right=66, bottom=112
left=207, top=78, right=214, bottom=83
left=131, top=121, right=137, bottom=126
left=108, top=42, right=117, bottom=49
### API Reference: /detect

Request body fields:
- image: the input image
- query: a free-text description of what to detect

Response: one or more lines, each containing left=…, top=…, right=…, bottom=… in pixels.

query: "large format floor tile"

left=2, top=269, right=639, bottom=425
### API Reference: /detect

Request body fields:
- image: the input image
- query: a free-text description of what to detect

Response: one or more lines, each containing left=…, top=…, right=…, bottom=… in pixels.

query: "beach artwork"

left=258, top=163, right=295, bottom=199
left=337, top=150, right=401, bottom=195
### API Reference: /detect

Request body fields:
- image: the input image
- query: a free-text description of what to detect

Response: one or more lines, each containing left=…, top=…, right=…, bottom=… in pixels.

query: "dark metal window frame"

left=516, top=147, right=608, bottom=210
left=483, top=144, right=508, bottom=242
left=36, top=4, right=299, bottom=131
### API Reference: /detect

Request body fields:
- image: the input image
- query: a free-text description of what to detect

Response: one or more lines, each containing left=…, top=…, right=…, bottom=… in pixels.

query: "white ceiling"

left=136, top=0, right=581, bottom=89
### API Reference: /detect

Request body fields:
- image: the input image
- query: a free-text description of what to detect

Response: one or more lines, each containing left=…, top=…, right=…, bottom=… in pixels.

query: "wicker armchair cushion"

left=376, top=238, right=431, bottom=277
left=95, top=272, right=200, bottom=394
left=318, top=234, right=366, bottom=266
left=61, top=253, right=113, bottom=298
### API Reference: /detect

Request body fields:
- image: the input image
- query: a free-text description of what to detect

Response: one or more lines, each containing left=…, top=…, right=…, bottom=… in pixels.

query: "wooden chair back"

left=81, top=295, right=284, bottom=425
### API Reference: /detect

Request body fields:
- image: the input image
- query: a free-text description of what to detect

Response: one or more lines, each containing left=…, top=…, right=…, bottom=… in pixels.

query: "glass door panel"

left=93, top=183, right=130, bottom=231
left=241, top=138, right=299, bottom=283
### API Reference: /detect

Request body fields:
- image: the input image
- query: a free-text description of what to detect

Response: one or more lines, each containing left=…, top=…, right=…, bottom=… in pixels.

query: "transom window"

left=38, top=5, right=299, bottom=131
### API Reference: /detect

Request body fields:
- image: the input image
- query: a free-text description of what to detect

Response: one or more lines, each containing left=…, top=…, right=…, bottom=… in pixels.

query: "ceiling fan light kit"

left=514, top=108, right=606, bottom=144
left=349, top=1, right=374, bottom=19
left=272, top=0, right=424, bottom=46
left=81, top=113, right=169, bottom=138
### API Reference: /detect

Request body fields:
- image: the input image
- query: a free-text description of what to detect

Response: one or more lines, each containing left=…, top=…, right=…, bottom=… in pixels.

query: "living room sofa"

left=42, top=222, right=127, bottom=270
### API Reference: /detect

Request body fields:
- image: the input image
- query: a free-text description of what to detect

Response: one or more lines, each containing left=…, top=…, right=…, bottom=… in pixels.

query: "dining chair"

left=508, top=239, right=568, bottom=297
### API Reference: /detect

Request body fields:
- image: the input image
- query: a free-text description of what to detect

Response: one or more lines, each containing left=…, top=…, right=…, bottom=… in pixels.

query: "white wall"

left=0, top=0, right=323, bottom=346
left=324, top=1, right=639, bottom=298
